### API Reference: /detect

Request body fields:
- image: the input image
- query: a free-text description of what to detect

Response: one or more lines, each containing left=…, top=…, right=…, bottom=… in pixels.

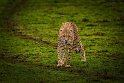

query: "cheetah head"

left=58, top=22, right=75, bottom=45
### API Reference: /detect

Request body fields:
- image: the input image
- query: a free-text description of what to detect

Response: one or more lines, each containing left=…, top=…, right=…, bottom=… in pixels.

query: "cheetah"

left=57, top=22, right=86, bottom=67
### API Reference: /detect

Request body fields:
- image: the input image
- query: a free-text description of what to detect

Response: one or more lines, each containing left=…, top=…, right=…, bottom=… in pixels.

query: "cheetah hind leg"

left=74, top=48, right=86, bottom=62
left=81, top=50, right=86, bottom=62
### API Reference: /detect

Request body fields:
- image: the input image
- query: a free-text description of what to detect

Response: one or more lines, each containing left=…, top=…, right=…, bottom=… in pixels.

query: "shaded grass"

left=0, top=60, right=88, bottom=83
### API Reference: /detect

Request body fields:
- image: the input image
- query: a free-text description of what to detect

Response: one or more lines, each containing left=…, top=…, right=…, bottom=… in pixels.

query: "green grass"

left=0, top=0, right=124, bottom=82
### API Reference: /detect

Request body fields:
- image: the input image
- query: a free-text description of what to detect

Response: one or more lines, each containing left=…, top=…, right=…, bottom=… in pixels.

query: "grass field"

left=0, top=0, right=124, bottom=82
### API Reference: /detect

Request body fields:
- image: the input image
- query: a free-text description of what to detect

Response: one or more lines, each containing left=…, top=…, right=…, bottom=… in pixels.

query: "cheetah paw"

left=65, top=65, right=71, bottom=68
left=57, top=64, right=63, bottom=67
left=81, top=58, right=86, bottom=62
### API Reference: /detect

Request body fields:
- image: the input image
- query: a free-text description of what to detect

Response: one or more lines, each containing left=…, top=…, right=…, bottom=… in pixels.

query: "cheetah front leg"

left=57, top=47, right=62, bottom=67
left=80, top=43, right=86, bottom=62
left=57, top=45, right=66, bottom=67
left=65, top=45, right=72, bottom=67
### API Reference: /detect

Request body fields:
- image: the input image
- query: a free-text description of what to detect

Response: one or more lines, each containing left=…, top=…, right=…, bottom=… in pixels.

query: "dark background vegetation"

left=0, top=0, right=124, bottom=82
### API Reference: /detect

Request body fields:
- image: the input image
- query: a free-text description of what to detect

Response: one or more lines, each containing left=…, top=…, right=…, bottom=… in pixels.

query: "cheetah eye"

left=60, top=29, right=63, bottom=31
left=70, top=29, right=73, bottom=32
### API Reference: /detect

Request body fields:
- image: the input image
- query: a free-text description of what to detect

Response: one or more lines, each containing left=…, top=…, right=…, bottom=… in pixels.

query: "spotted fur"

left=57, top=22, right=86, bottom=67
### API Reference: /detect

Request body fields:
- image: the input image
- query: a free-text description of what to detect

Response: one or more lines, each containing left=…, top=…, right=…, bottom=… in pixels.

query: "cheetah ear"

left=73, top=24, right=78, bottom=34
left=60, top=23, right=64, bottom=28
left=70, top=22, right=73, bottom=24
left=72, top=23, right=76, bottom=30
